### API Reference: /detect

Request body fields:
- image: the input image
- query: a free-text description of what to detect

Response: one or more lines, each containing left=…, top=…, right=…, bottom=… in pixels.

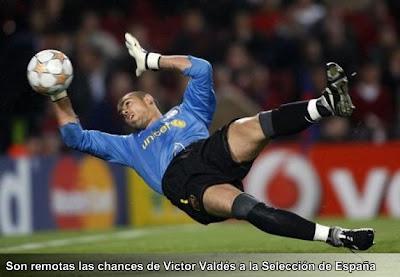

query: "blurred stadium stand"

left=0, top=0, right=400, bottom=155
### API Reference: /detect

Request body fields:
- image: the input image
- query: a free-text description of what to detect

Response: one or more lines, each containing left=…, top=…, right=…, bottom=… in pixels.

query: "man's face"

left=120, top=96, right=151, bottom=130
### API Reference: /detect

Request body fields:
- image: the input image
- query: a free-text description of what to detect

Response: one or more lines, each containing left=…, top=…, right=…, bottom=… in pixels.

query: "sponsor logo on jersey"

left=142, top=120, right=186, bottom=149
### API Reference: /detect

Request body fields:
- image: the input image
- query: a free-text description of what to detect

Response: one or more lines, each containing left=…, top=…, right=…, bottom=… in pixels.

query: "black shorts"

left=161, top=121, right=253, bottom=225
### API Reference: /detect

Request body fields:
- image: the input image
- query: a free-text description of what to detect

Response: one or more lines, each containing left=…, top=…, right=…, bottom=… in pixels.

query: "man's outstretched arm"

left=51, top=93, right=131, bottom=165
left=52, top=96, right=78, bottom=126
left=125, top=33, right=190, bottom=75
left=159, top=55, right=191, bottom=72
left=125, top=33, right=216, bottom=126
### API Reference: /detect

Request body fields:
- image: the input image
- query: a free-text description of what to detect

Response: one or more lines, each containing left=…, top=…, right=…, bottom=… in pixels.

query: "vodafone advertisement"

left=244, top=142, right=400, bottom=219
left=0, top=155, right=127, bottom=235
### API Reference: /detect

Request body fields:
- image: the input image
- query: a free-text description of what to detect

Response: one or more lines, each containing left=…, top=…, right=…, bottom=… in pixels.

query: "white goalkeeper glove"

left=124, top=33, right=161, bottom=77
left=50, top=90, right=68, bottom=102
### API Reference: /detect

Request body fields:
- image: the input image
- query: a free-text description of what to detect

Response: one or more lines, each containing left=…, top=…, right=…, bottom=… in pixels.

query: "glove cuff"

left=145, top=52, right=161, bottom=70
left=50, top=90, right=68, bottom=102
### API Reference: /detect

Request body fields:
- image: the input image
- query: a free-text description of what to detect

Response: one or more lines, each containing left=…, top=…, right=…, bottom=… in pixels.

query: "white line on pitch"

left=0, top=224, right=201, bottom=253
left=0, top=230, right=146, bottom=253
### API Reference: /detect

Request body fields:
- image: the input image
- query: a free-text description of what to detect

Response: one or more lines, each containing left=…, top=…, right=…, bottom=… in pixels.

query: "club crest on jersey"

left=189, top=194, right=201, bottom=211
left=171, top=119, right=186, bottom=128
left=142, top=120, right=187, bottom=149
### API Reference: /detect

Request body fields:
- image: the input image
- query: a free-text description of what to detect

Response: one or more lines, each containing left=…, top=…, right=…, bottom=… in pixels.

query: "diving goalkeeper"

left=50, top=33, right=374, bottom=251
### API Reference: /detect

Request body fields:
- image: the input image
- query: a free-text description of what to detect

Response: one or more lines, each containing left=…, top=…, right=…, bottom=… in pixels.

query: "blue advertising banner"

left=0, top=155, right=128, bottom=235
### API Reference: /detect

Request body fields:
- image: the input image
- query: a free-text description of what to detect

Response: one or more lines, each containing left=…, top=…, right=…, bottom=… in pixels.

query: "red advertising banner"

left=244, top=142, right=400, bottom=218
left=50, top=156, right=116, bottom=230
left=310, top=143, right=400, bottom=217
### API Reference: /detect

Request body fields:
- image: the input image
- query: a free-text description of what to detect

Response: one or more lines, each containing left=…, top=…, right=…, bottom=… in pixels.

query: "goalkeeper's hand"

left=124, top=33, right=161, bottom=77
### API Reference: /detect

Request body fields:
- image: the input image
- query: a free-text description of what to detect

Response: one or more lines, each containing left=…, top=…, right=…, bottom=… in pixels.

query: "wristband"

left=145, top=53, right=161, bottom=70
left=50, top=90, right=68, bottom=102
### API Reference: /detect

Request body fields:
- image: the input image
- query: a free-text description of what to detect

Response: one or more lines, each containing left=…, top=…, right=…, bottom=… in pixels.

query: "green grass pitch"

left=0, top=218, right=399, bottom=253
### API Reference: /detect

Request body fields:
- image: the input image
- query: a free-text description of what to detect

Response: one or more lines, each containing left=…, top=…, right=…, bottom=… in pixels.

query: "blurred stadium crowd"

left=1, top=0, right=400, bottom=156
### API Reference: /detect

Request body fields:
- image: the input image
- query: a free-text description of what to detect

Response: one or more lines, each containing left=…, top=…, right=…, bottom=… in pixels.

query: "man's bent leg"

left=227, top=116, right=268, bottom=163
left=258, top=99, right=330, bottom=139
left=227, top=62, right=354, bottom=163
left=203, top=186, right=375, bottom=250
left=231, top=192, right=375, bottom=250
left=227, top=99, right=331, bottom=163
left=232, top=193, right=318, bottom=241
left=258, top=62, right=355, bottom=139
left=203, top=184, right=242, bottom=218
left=203, top=185, right=323, bottom=241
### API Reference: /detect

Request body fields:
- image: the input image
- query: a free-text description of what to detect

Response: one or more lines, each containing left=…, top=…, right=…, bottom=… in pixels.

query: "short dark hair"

left=117, top=91, right=147, bottom=115
left=117, top=91, right=161, bottom=115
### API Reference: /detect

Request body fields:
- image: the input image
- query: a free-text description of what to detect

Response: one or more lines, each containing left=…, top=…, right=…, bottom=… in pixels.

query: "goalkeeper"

left=51, top=33, right=374, bottom=251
